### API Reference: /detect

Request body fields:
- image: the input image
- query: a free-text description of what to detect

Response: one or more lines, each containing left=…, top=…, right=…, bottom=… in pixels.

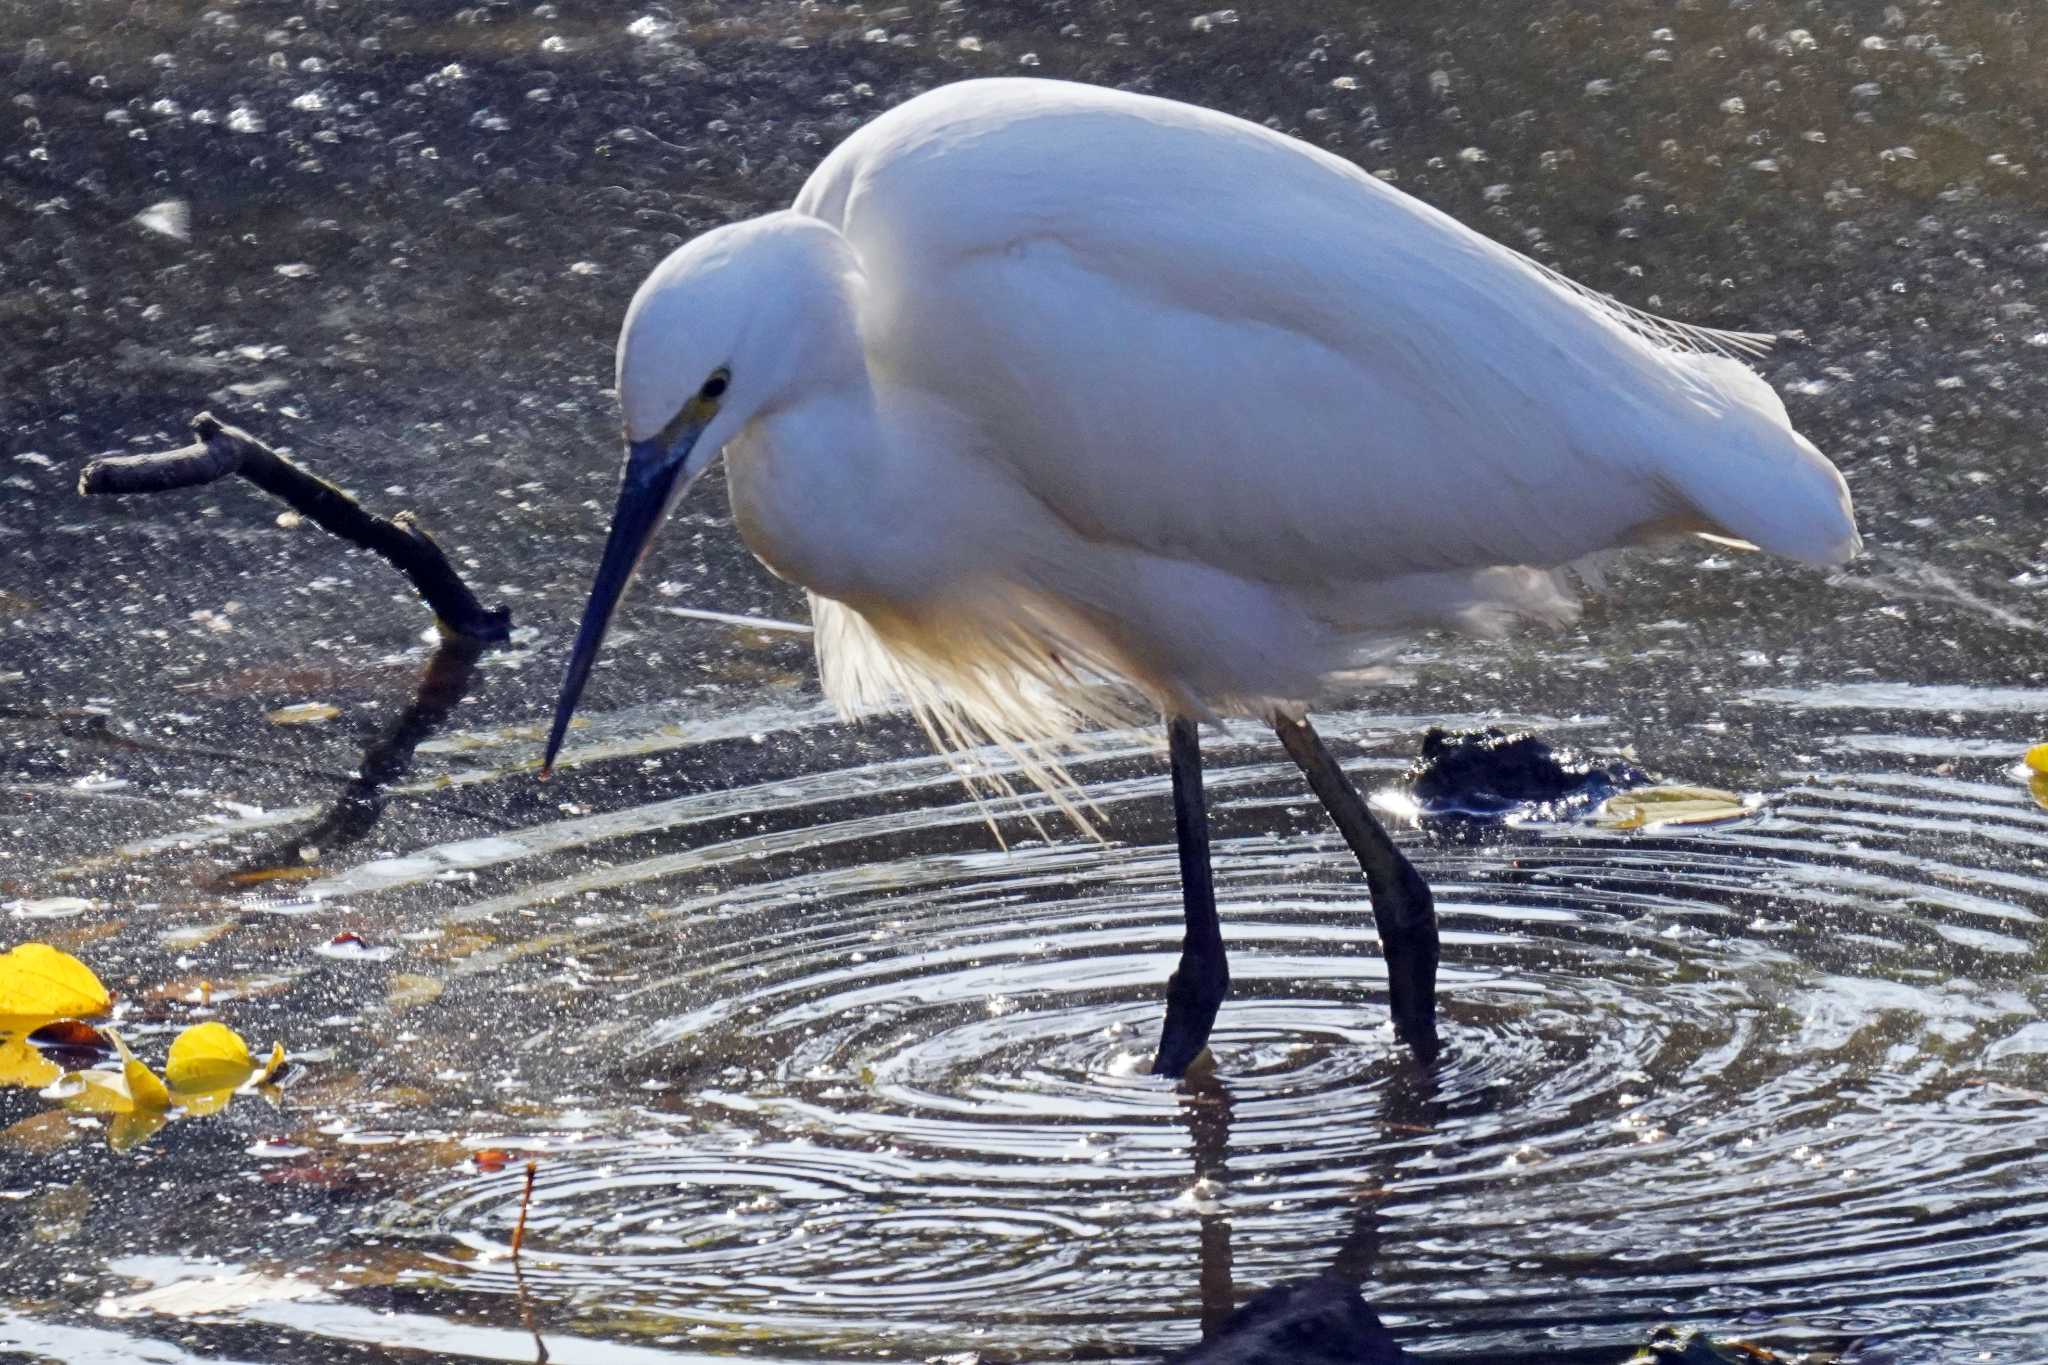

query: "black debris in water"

left=1404, top=725, right=1650, bottom=820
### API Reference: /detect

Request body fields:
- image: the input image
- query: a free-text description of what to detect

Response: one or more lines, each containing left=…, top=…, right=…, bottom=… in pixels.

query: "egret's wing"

left=797, top=78, right=1855, bottom=584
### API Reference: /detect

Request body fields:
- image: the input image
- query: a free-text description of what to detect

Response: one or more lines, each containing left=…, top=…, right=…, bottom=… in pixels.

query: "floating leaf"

left=26, top=1018, right=112, bottom=1070
left=2031, top=773, right=2048, bottom=814
left=266, top=702, right=341, bottom=726
left=46, top=1030, right=177, bottom=1144
left=159, top=922, right=239, bottom=951
left=99, top=1270, right=326, bottom=1320
left=385, top=974, right=444, bottom=1011
left=317, top=932, right=395, bottom=962
left=162, top=1023, right=284, bottom=1111
left=224, top=866, right=322, bottom=885
left=0, top=944, right=111, bottom=1019
left=109, top=1031, right=171, bottom=1112
left=0, top=1032, right=60, bottom=1090
left=1595, top=785, right=1753, bottom=831
left=109, top=1109, right=170, bottom=1152
left=45, top=1067, right=140, bottom=1114
left=165, top=1021, right=255, bottom=1095
left=2026, top=743, right=2048, bottom=776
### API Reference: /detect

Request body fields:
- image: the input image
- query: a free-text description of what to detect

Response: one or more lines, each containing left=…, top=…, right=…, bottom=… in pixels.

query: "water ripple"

left=379, top=716, right=2048, bottom=1361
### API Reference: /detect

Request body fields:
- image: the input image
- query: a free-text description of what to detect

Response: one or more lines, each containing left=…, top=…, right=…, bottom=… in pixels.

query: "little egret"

left=545, top=77, right=1858, bottom=1077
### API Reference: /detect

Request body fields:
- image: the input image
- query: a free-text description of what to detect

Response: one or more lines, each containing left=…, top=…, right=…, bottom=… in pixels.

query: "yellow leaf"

left=176, top=1086, right=238, bottom=1117
left=0, top=945, right=110, bottom=1019
left=47, top=1068, right=137, bottom=1114
left=1594, top=785, right=1753, bottom=831
left=108, top=1031, right=171, bottom=1113
left=223, top=866, right=324, bottom=885
left=125, top=1055, right=171, bottom=1111
left=2031, top=773, right=2048, bottom=814
left=165, top=1021, right=255, bottom=1096
left=109, top=1110, right=169, bottom=1152
left=2026, top=743, right=2048, bottom=776
left=253, top=1041, right=286, bottom=1087
left=0, top=1031, right=59, bottom=1090
left=386, top=974, right=443, bottom=1012
left=266, top=702, right=341, bottom=726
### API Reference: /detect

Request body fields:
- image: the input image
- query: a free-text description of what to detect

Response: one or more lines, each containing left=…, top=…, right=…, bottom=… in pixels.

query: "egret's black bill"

left=543, top=443, right=682, bottom=775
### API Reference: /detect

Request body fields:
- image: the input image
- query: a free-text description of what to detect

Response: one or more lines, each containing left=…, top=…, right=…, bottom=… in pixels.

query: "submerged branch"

left=79, top=411, right=512, bottom=643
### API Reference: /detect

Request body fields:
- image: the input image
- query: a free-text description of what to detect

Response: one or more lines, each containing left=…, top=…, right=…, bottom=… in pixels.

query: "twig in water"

left=79, top=412, right=511, bottom=642
left=511, top=1159, right=538, bottom=1261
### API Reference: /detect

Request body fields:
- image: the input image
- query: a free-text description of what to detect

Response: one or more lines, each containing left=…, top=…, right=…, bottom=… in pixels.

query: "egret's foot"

left=1152, top=958, right=1230, bottom=1078
left=1370, top=846, right=1440, bottom=1057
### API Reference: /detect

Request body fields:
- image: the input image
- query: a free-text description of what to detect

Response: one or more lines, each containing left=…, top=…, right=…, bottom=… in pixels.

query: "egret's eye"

left=699, top=372, right=730, bottom=401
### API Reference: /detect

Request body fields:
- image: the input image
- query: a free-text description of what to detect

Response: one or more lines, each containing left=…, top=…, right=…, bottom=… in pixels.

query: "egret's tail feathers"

left=1660, top=352, right=1860, bottom=567
left=1531, top=261, right=1777, bottom=359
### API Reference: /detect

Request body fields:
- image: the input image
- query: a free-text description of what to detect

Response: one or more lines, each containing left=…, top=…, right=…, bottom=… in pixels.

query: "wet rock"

left=1404, top=725, right=1648, bottom=821
left=1167, top=1276, right=1410, bottom=1364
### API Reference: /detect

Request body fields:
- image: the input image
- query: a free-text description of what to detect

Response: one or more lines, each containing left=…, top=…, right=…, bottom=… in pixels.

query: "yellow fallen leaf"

left=0, top=1031, right=59, bottom=1090
left=1594, top=785, right=1753, bottom=831
left=165, top=1021, right=254, bottom=1095
left=175, top=1086, right=238, bottom=1117
left=266, top=702, right=341, bottom=726
left=46, top=1067, right=140, bottom=1114
left=109, top=1031, right=171, bottom=1112
left=109, top=1110, right=169, bottom=1152
left=2031, top=773, right=2048, bottom=814
left=253, top=1041, right=286, bottom=1087
left=0, top=944, right=111, bottom=1019
left=386, top=974, right=443, bottom=1012
left=2026, top=743, right=2048, bottom=776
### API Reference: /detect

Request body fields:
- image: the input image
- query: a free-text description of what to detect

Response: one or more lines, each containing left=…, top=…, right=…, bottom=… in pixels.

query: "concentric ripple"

left=382, top=712, right=2048, bottom=1362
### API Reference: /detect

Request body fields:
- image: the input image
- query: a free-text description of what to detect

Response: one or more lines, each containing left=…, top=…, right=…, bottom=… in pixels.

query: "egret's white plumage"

left=580, top=76, right=1857, bottom=797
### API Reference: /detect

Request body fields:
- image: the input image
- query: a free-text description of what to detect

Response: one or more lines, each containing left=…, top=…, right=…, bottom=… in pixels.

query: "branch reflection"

left=220, top=629, right=490, bottom=886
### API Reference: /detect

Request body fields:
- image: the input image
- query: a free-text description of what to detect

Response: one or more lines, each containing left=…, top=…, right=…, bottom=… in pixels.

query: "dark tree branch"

left=79, top=411, right=512, bottom=643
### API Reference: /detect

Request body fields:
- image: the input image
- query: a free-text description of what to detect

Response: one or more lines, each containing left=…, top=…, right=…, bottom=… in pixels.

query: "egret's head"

left=543, top=212, right=862, bottom=773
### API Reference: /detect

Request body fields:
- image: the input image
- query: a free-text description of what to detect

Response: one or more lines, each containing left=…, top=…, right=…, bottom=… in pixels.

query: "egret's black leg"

left=1153, top=715, right=1230, bottom=1078
left=1273, top=714, right=1439, bottom=1054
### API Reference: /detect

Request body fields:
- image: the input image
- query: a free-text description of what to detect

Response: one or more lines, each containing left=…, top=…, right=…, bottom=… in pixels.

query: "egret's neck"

left=725, top=376, right=905, bottom=604
left=717, top=227, right=998, bottom=608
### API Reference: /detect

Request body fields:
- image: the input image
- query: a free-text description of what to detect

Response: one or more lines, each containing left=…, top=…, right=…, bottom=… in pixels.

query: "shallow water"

left=3, top=0, right=2047, bottom=1361
left=374, top=707, right=2048, bottom=1362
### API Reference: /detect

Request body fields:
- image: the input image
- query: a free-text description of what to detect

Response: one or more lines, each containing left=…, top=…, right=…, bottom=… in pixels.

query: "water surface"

left=2, top=0, right=2046, bottom=1360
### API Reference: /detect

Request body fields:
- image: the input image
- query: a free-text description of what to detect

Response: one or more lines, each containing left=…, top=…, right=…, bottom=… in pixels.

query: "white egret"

left=545, top=77, right=1858, bottom=1077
